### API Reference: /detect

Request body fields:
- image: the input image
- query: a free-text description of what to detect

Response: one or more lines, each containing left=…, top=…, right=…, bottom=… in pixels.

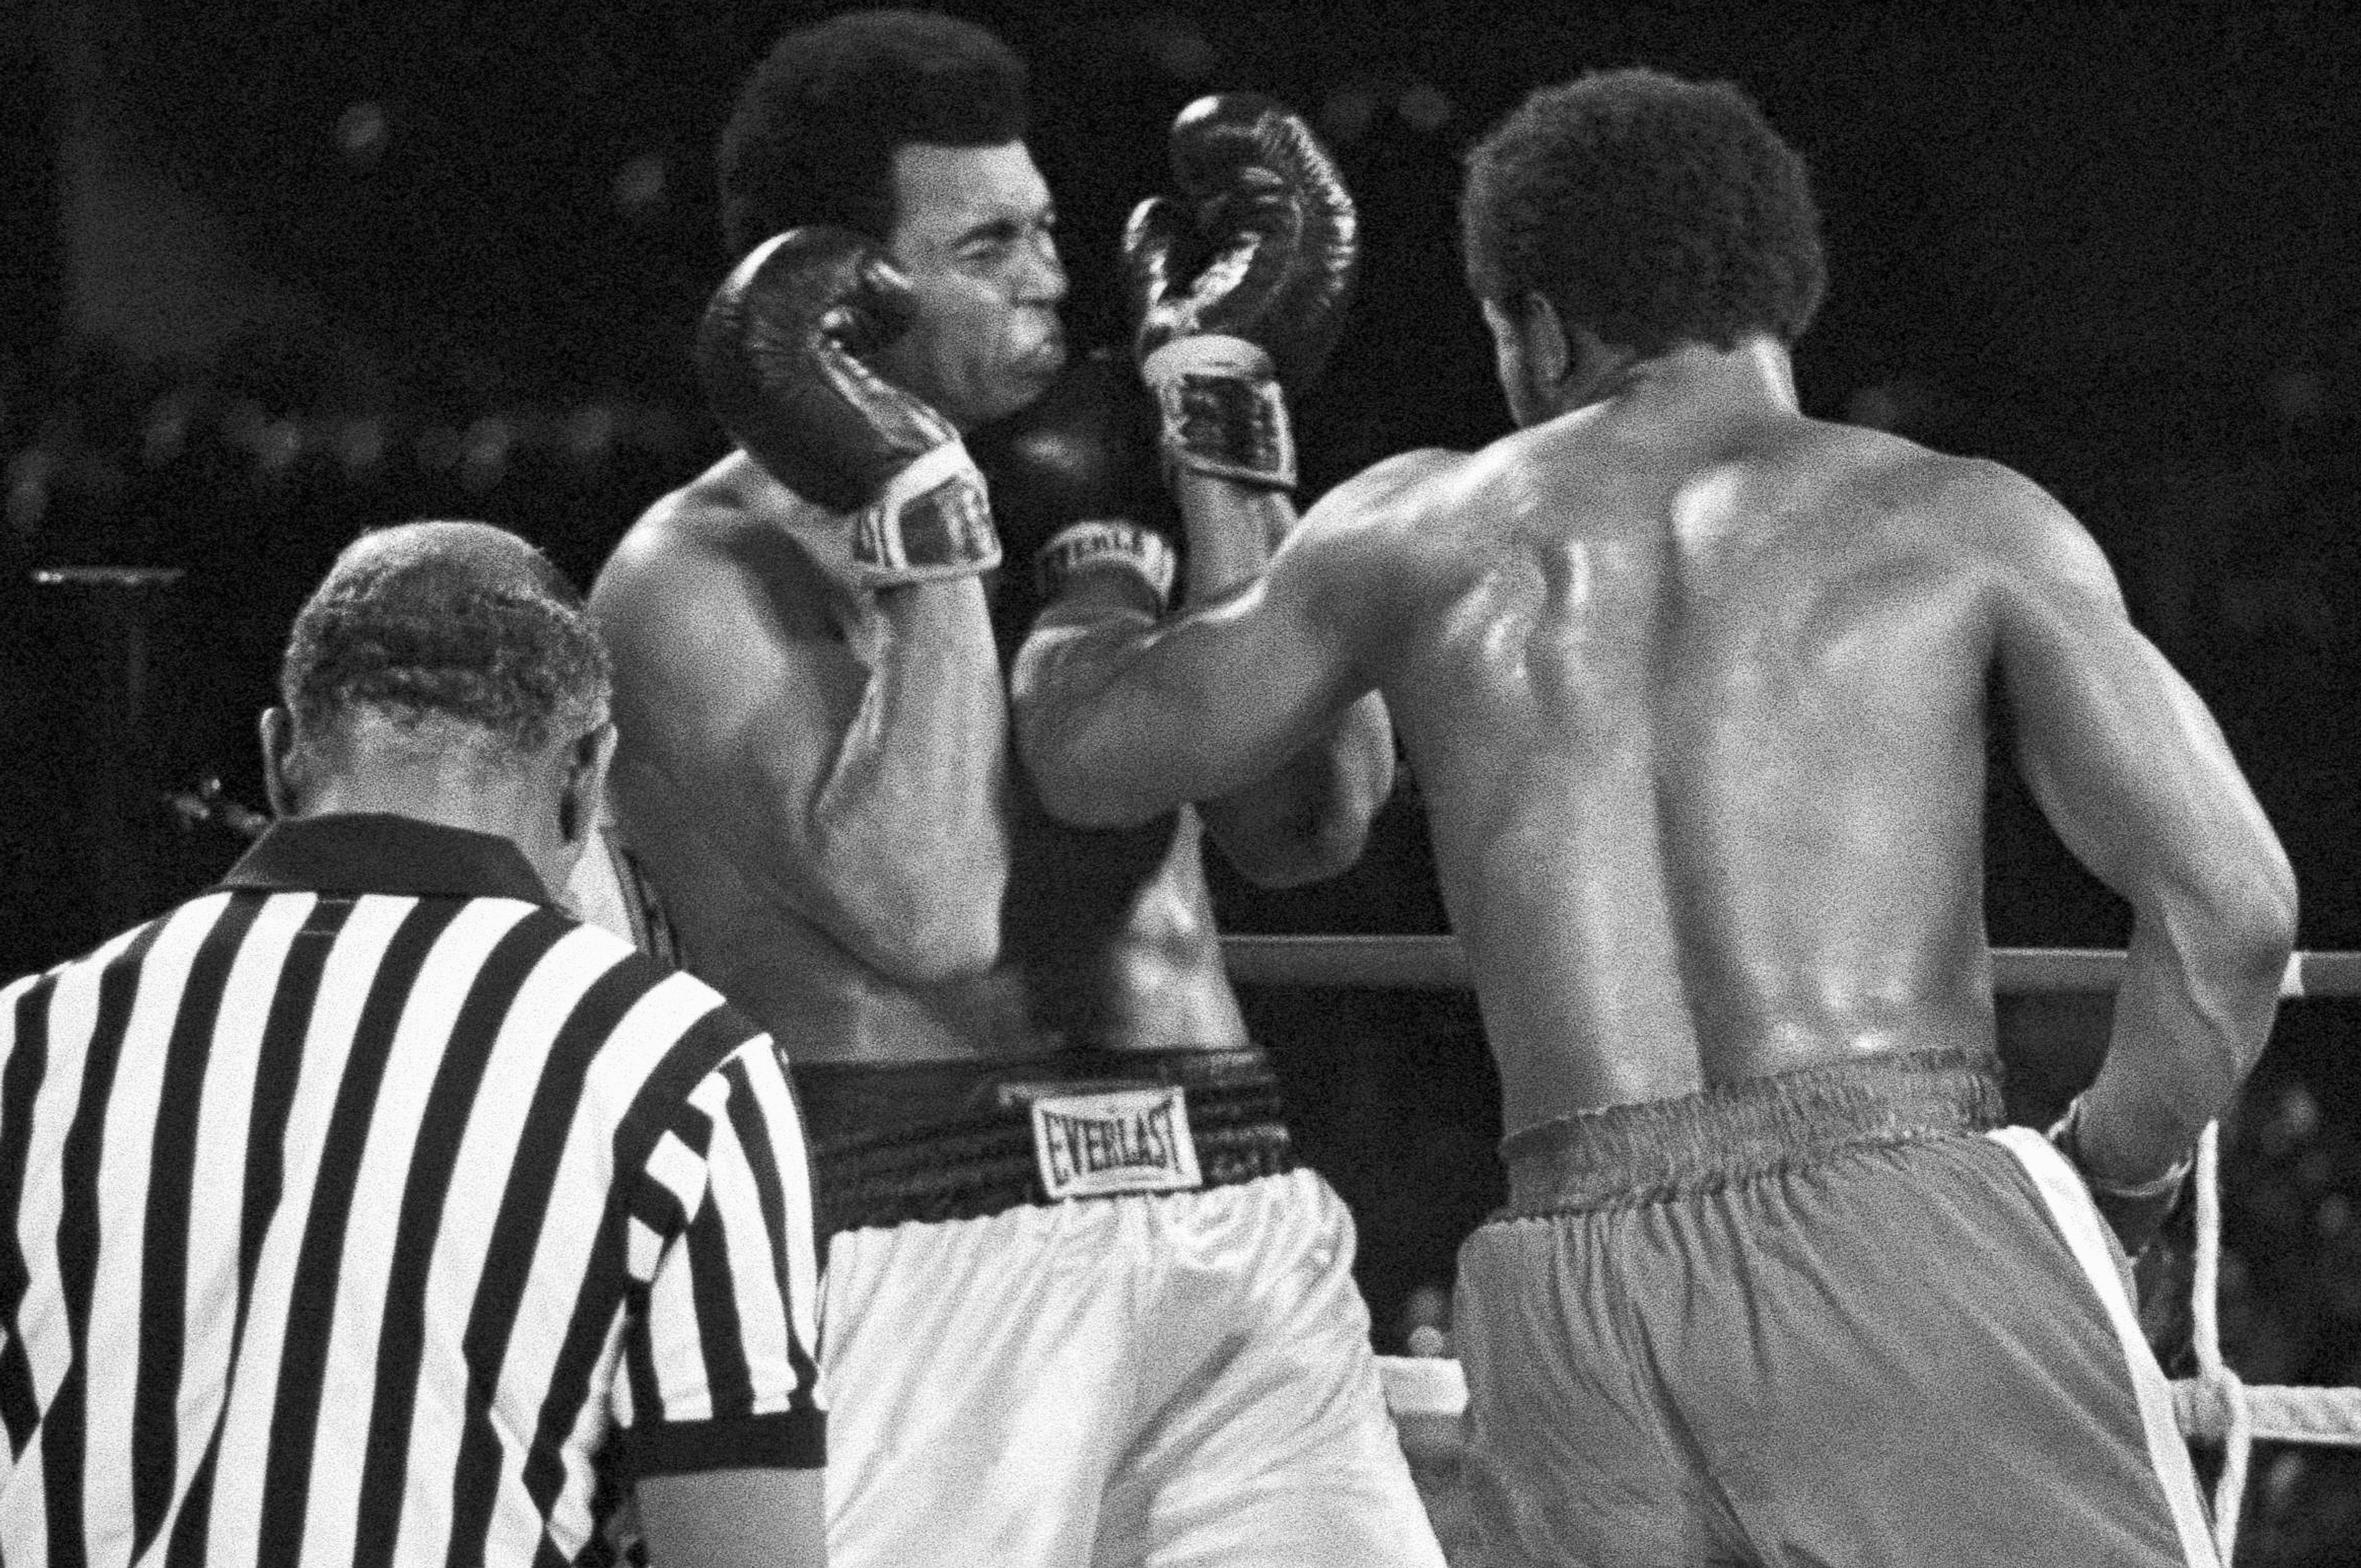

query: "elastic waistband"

left=793, top=1047, right=1295, bottom=1235
left=1498, top=1048, right=2005, bottom=1217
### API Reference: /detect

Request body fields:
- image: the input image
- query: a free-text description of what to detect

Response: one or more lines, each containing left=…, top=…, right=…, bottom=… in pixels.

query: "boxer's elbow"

left=1204, top=776, right=1377, bottom=889
left=2210, top=854, right=2300, bottom=1070
left=1211, top=701, right=1394, bottom=887
left=1030, top=762, right=1166, bottom=833
left=2178, top=838, right=2298, bottom=999
left=2233, top=862, right=2301, bottom=988
left=1217, top=816, right=1366, bottom=889
left=1011, top=632, right=1185, bottom=830
left=820, top=862, right=1005, bottom=983
left=1283, top=787, right=1382, bottom=884
left=796, top=822, right=1010, bottom=983
left=1015, top=714, right=1165, bottom=832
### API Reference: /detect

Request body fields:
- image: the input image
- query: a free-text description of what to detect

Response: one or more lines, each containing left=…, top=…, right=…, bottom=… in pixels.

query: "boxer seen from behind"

left=1014, top=66, right=2296, bottom=1568
left=587, top=10, right=1442, bottom=1566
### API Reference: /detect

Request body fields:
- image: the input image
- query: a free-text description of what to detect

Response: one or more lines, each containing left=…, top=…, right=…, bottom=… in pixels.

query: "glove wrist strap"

left=1141, top=336, right=1296, bottom=492
left=854, top=441, right=1001, bottom=586
left=1035, top=521, right=1178, bottom=610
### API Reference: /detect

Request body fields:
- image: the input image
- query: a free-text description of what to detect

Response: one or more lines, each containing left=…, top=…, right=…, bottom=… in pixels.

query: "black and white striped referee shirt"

left=0, top=813, right=825, bottom=1567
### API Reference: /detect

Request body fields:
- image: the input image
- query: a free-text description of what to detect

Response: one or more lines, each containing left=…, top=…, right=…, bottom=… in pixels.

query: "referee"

left=0, top=521, right=826, bottom=1567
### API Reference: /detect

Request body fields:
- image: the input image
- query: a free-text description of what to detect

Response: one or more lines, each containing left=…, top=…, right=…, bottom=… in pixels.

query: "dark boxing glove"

left=970, top=349, right=1180, bottom=615
left=2047, top=1094, right=2195, bottom=1259
left=1123, top=92, right=1359, bottom=490
left=698, top=226, right=998, bottom=586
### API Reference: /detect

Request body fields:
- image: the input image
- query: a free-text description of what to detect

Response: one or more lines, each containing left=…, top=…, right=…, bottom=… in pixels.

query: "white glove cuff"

left=1139, top=337, right=1296, bottom=492
left=1034, top=521, right=1178, bottom=610
left=853, top=440, right=1001, bottom=585
left=1139, top=334, right=1277, bottom=391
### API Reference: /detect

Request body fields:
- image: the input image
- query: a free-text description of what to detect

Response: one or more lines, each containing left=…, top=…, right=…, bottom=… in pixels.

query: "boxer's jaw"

left=1481, top=294, right=1572, bottom=427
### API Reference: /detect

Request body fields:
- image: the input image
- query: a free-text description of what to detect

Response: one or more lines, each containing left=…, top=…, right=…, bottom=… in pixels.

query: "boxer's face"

left=871, top=141, right=1068, bottom=431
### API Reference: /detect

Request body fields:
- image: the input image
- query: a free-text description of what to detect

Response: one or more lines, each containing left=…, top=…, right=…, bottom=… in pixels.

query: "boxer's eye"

left=958, top=221, right=1023, bottom=264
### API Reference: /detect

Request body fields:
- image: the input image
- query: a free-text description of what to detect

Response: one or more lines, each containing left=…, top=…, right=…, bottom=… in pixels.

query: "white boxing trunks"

left=799, top=1049, right=1446, bottom=1568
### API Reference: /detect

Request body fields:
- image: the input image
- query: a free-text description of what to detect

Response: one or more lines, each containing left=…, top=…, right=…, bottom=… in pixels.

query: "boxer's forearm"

left=1014, top=607, right=1221, bottom=829
left=1016, top=578, right=1364, bottom=837
left=1171, top=473, right=1393, bottom=881
left=1172, top=469, right=1295, bottom=599
left=2081, top=878, right=2293, bottom=1182
left=1017, top=471, right=1259, bottom=832
left=804, top=578, right=1011, bottom=975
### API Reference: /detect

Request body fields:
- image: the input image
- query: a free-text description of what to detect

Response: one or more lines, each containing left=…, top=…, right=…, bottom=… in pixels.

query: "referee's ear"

left=558, top=722, right=617, bottom=849
left=258, top=707, right=301, bottom=820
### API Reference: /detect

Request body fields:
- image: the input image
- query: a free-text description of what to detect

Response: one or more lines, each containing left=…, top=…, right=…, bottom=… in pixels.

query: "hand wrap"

left=1138, top=336, right=1296, bottom=491
left=851, top=441, right=1000, bottom=585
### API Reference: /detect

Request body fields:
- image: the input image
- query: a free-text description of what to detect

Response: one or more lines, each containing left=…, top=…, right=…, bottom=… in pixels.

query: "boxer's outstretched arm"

left=1016, top=454, right=1442, bottom=829
left=594, top=484, right=1010, bottom=983
left=1171, top=473, right=1396, bottom=886
left=1988, top=464, right=2297, bottom=1183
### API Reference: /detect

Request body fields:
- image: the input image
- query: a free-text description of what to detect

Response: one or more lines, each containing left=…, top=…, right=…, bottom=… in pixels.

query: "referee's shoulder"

left=5, top=897, right=210, bottom=1003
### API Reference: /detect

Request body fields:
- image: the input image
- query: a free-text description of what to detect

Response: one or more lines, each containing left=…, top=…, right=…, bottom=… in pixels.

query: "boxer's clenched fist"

left=1123, top=93, right=1359, bottom=489
left=1125, top=91, right=1359, bottom=390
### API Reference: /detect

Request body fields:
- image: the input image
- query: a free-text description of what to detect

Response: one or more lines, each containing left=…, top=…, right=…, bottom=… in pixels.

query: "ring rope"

left=1220, top=937, right=2361, bottom=998
left=1254, top=940, right=2361, bottom=1563
left=2189, top=1121, right=2256, bottom=1561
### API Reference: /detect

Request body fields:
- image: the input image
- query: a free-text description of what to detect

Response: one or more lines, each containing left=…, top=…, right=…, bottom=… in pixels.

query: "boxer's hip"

left=793, top=1046, right=1296, bottom=1236
left=1452, top=1052, right=2215, bottom=1567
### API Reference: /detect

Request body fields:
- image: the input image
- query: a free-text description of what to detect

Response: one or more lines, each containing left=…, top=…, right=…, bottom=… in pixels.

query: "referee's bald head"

left=280, top=520, right=611, bottom=768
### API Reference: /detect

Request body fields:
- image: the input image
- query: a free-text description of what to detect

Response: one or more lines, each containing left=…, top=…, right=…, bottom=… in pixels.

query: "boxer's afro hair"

left=718, top=9, right=1030, bottom=259
left=1461, top=67, right=1825, bottom=356
left=282, top=521, right=609, bottom=761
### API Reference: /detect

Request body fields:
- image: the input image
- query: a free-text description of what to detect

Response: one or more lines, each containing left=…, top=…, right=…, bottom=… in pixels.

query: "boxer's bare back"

left=1021, top=338, right=2282, bottom=1154
left=1378, top=345, right=2005, bottom=1129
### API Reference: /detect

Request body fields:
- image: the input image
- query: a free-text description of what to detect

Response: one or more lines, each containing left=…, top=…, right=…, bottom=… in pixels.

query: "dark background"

left=4, top=2, right=2359, bottom=1554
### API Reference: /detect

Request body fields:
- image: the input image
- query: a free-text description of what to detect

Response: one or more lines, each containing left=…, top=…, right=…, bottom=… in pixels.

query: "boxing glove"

left=2047, top=1094, right=2194, bottom=1259
left=971, top=349, right=1180, bottom=613
left=698, top=226, right=999, bottom=586
left=1124, top=93, right=1359, bottom=489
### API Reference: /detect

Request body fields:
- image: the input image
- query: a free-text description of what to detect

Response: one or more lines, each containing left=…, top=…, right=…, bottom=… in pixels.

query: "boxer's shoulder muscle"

left=1822, top=441, right=2127, bottom=641
left=1288, top=445, right=1476, bottom=620
left=589, top=458, right=877, bottom=864
left=596, top=457, right=840, bottom=671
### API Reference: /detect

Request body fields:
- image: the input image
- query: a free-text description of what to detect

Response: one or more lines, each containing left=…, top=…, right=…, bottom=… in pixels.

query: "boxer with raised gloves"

left=1013, top=66, right=2294, bottom=1566
left=598, top=20, right=1438, bottom=1561
left=698, top=224, right=999, bottom=585
left=1123, top=92, right=1359, bottom=494
left=971, top=348, right=1180, bottom=621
